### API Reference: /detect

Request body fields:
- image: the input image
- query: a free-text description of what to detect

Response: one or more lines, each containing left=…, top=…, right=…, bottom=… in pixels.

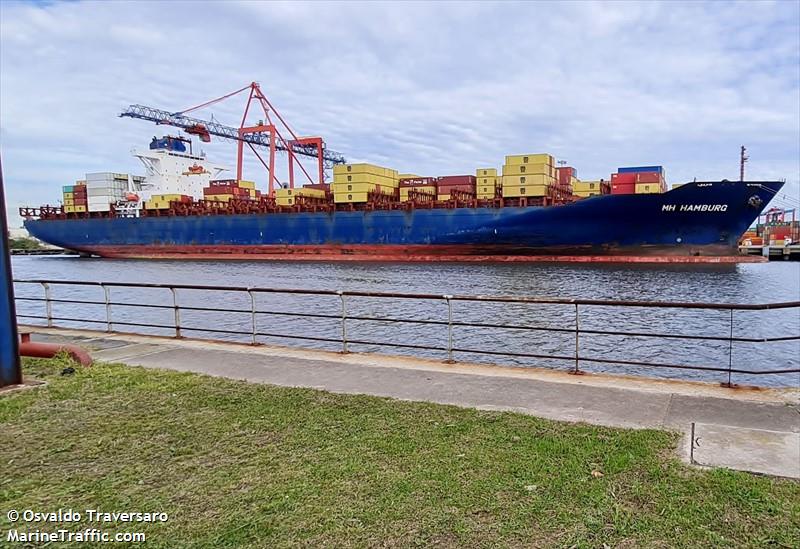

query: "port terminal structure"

left=120, top=82, right=346, bottom=195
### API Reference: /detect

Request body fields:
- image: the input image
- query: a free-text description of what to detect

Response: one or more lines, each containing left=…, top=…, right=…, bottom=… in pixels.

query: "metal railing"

left=12, top=279, right=800, bottom=387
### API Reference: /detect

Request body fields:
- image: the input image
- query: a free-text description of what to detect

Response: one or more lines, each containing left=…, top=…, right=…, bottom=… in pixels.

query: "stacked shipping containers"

left=437, top=175, right=476, bottom=200
left=555, top=166, right=578, bottom=195
left=333, top=164, right=399, bottom=203
left=85, top=172, right=143, bottom=212
left=145, top=194, right=192, bottom=210
left=572, top=180, right=608, bottom=198
left=62, top=181, right=87, bottom=213
left=502, top=154, right=556, bottom=198
left=399, top=177, right=437, bottom=202
left=611, top=166, right=666, bottom=195
left=202, top=180, right=260, bottom=202
left=275, top=185, right=328, bottom=206
left=476, top=168, right=499, bottom=199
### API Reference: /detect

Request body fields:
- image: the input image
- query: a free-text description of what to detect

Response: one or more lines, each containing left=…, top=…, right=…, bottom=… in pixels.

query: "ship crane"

left=120, top=82, right=346, bottom=194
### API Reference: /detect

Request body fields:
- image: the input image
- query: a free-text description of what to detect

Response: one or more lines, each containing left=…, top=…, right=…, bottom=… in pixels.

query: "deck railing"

left=12, top=279, right=800, bottom=387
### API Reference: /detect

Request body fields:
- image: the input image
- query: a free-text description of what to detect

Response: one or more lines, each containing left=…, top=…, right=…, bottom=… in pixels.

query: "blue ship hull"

left=24, top=181, right=782, bottom=261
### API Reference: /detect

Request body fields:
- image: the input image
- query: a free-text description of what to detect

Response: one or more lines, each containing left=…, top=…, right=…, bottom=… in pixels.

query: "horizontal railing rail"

left=12, top=279, right=800, bottom=386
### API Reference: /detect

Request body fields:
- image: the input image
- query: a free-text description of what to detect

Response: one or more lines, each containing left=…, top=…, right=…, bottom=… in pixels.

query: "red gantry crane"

left=120, top=82, right=346, bottom=195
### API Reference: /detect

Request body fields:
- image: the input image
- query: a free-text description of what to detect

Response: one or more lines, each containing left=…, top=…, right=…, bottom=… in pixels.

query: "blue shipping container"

left=618, top=166, right=663, bottom=174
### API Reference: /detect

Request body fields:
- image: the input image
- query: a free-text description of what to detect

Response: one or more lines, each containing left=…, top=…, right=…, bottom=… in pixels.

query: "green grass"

left=1, top=357, right=798, bottom=548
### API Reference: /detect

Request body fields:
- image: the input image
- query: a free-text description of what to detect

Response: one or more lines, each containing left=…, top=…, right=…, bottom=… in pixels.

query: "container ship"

left=20, top=135, right=783, bottom=262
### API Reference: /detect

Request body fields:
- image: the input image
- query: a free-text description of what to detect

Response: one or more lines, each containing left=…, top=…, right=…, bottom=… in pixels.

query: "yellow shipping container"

left=74, top=205, right=87, bottom=212
left=276, top=187, right=326, bottom=199
left=502, top=184, right=549, bottom=198
left=332, top=182, right=397, bottom=195
left=672, top=183, right=685, bottom=189
left=398, top=173, right=422, bottom=180
left=573, top=180, right=602, bottom=192
left=476, top=168, right=498, bottom=177
left=477, top=176, right=498, bottom=186
left=477, top=192, right=497, bottom=199
left=205, top=194, right=235, bottom=202
left=276, top=197, right=295, bottom=206
left=478, top=185, right=497, bottom=195
left=502, top=174, right=555, bottom=186
left=333, top=163, right=398, bottom=179
left=63, top=192, right=74, bottom=199
left=238, top=180, right=256, bottom=190
left=333, top=173, right=398, bottom=187
left=574, top=191, right=601, bottom=198
left=502, top=163, right=555, bottom=176
left=144, top=201, right=170, bottom=210
left=437, top=194, right=451, bottom=201
left=400, top=186, right=436, bottom=201
left=635, top=183, right=662, bottom=194
left=151, top=194, right=188, bottom=202
left=334, top=192, right=375, bottom=203
left=505, top=153, right=554, bottom=166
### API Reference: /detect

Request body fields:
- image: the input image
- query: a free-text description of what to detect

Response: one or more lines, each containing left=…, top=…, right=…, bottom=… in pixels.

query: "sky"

left=1, top=0, right=799, bottom=228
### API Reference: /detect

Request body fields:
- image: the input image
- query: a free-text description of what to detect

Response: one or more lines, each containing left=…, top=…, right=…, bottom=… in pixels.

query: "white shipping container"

left=86, top=172, right=114, bottom=180
left=88, top=204, right=111, bottom=212
left=88, top=188, right=114, bottom=197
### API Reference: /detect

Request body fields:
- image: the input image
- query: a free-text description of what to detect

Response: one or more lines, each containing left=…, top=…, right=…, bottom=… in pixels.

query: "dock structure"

left=739, top=243, right=800, bottom=261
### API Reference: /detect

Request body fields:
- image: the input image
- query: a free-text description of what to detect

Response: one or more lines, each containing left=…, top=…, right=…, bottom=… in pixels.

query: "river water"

left=10, top=256, right=800, bottom=388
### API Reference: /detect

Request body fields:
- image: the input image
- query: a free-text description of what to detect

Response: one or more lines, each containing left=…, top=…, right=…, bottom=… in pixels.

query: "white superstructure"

left=132, top=136, right=230, bottom=202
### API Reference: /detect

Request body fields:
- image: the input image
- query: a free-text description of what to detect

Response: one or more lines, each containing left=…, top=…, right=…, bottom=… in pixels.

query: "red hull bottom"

left=81, top=244, right=767, bottom=263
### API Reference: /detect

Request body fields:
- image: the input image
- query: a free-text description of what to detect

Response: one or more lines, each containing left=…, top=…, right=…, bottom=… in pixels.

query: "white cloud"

left=1, top=0, right=798, bottom=226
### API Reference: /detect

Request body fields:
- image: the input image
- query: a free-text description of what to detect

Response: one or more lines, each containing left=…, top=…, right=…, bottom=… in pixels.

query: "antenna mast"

left=739, top=146, right=748, bottom=182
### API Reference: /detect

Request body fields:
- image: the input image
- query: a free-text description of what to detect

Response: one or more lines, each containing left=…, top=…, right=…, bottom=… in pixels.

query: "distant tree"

left=8, top=236, right=45, bottom=250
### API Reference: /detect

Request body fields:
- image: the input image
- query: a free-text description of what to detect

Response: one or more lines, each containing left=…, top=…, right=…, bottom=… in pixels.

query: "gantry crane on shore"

left=120, top=82, right=346, bottom=195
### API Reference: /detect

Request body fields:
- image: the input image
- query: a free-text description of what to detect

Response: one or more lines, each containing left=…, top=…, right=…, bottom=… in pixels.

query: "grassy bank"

left=1, top=358, right=798, bottom=548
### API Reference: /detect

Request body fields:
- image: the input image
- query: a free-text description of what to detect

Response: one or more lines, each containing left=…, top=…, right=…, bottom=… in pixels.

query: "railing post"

left=170, top=287, right=182, bottom=339
left=101, top=283, right=112, bottom=333
left=248, top=289, right=258, bottom=345
left=570, top=303, right=583, bottom=375
left=722, top=308, right=736, bottom=388
left=444, top=295, right=454, bottom=363
left=337, top=291, right=348, bottom=353
left=40, top=282, right=53, bottom=328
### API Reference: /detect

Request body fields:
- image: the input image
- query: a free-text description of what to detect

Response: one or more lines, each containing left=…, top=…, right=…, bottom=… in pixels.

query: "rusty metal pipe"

left=18, top=333, right=92, bottom=367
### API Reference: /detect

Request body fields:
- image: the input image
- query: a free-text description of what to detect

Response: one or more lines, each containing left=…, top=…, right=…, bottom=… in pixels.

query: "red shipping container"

left=770, top=227, right=792, bottom=239
left=611, top=183, right=636, bottom=195
left=304, top=183, right=330, bottom=192
left=438, top=184, right=475, bottom=193
left=400, top=177, right=437, bottom=186
left=636, top=172, right=662, bottom=183
left=74, top=198, right=87, bottom=205
left=611, top=172, right=636, bottom=184
left=556, top=167, right=575, bottom=185
left=438, top=175, right=476, bottom=185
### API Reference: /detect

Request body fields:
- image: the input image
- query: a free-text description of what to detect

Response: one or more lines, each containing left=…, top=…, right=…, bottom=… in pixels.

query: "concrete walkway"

left=22, top=327, right=800, bottom=478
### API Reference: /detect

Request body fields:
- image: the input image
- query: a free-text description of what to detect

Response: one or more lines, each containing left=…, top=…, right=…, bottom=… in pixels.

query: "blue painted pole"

left=0, top=155, right=22, bottom=387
